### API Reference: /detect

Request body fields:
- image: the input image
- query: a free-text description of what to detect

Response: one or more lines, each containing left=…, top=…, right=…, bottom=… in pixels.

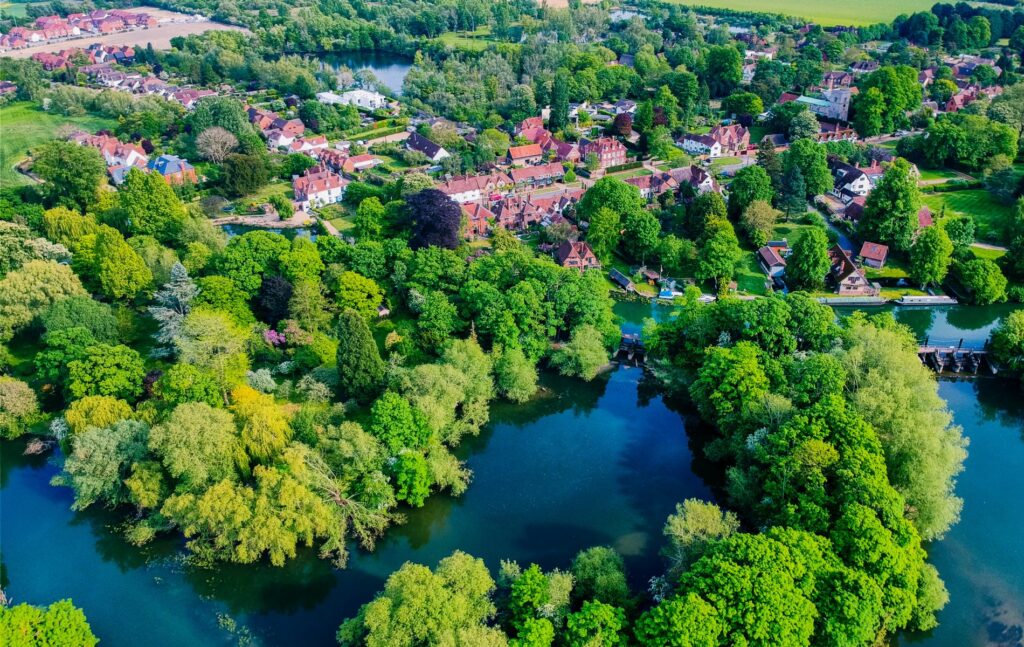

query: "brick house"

left=556, top=241, right=601, bottom=271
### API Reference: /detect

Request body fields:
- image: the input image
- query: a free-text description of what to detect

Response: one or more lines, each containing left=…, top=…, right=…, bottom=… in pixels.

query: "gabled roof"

left=407, top=132, right=446, bottom=159
left=758, top=245, right=786, bottom=268
left=858, top=242, right=889, bottom=262
left=508, top=143, right=543, bottom=160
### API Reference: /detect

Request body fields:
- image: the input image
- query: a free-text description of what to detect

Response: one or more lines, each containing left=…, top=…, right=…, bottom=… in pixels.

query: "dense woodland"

left=1, top=0, right=1024, bottom=645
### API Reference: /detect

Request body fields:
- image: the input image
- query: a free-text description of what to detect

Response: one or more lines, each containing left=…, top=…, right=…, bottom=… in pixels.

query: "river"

left=1, top=302, right=1021, bottom=646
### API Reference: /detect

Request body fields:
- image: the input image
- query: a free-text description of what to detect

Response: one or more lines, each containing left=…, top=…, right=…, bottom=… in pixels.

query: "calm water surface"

left=1, top=302, right=1021, bottom=646
left=318, top=51, right=412, bottom=95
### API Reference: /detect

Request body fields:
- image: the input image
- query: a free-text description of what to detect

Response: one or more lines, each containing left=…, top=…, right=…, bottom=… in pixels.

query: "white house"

left=319, top=89, right=389, bottom=110
left=829, top=160, right=872, bottom=201
left=293, top=164, right=347, bottom=211
left=679, top=133, right=722, bottom=158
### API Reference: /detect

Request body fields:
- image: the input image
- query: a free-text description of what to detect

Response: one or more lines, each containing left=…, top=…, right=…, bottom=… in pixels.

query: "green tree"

left=551, top=68, right=570, bottom=130
left=858, top=159, right=921, bottom=252
left=910, top=226, right=953, bottom=288
left=942, top=215, right=975, bottom=255
left=78, top=225, right=152, bottom=300
left=662, top=499, right=740, bottom=575
left=417, top=291, right=460, bottom=350
left=728, top=165, right=773, bottom=219
left=634, top=593, right=723, bottom=647
left=40, top=295, right=118, bottom=343
left=991, top=310, right=1024, bottom=378
left=705, top=45, right=742, bottom=97
left=32, top=140, right=105, bottom=211
left=954, top=258, right=1007, bottom=305
left=571, top=546, right=629, bottom=608
left=149, top=402, right=244, bottom=490
left=551, top=325, right=608, bottom=381
left=174, top=309, right=251, bottom=401
left=335, top=271, right=383, bottom=320
left=739, top=200, right=779, bottom=247
left=63, top=395, right=132, bottom=437
left=622, top=209, right=661, bottom=262
left=0, top=259, right=87, bottom=342
left=337, top=551, right=498, bottom=647
left=67, top=344, right=145, bottom=401
left=779, top=163, right=807, bottom=218
left=231, top=385, right=292, bottom=463
left=494, top=346, right=538, bottom=403
left=696, top=219, right=740, bottom=290
left=336, top=309, right=384, bottom=403
left=0, top=599, right=98, bottom=647
left=784, top=139, right=831, bottom=198
left=787, top=110, right=820, bottom=141
left=393, top=450, right=432, bottom=507
left=57, top=419, right=149, bottom=510
left=354, top=196, right=386, bottom=240
left=118, top=168, right=188, bottom=243
left=369, top=391, right=432, bottom=454
left=154, top=363, right=222, bottom=408
left=585, top=207, right=621, bottom=262
left=280, top=236, right=324, bottom=284
left=722, top=91, right=764, bottom=117
left=0, top=376, right=40, bottom=439
left=852, top=87, right=885, bottom=137
left=222, top=153, right=269, bottom=197
left=786, top=228, right=831, bottom=291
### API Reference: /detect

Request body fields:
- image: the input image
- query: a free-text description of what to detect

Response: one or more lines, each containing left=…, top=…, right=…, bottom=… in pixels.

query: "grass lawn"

left=0, top=101, right=117, bottom=187
left=735, top=253, right=770, bottom=296
left=436, top=30, right=493, bottom=51
left=917, top=167, right=960, bottom=182
left=922, top=189, right=1014, bottom=244
left=661, top=0, right=936, bottom=25
left=772, top=215, right=826, bottom=243
left=864, top=257, right=910, bottom=280
left=747, top=125, right=772, bottom=144
left=0, top=2, right=35, bottom=17
left=233, top=180, right=292, bottom=211
left=709, top=156, right=742, bottom=171
left=320, top=204, right=356, bottom=234
left=607, top=167, right=652, bottom=180
left=970, top=245, right=1007, bottom=261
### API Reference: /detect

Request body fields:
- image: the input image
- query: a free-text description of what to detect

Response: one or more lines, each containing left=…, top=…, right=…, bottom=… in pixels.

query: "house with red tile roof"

left=507, top=143, right=544, bottom=165
left=556, top=241, right=601, bottom=271
left=437, top=172, right=513, bottom=203
left=828, top=245, right=879, bottom=296
left=858, top=242, right=889, bottom=268
left=579, top=137, right=627, bottom=168
left=509, top=161, right=565, bottom=187
left=293, top=164, right=347, bottom=211
left=461, top=202, right=495, bottom=238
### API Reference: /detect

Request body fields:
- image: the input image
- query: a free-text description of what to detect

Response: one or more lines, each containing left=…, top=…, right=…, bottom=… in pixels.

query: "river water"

left=318, top=51, right=412, bottom=96
left=1, top=302, right=1020, bottom=646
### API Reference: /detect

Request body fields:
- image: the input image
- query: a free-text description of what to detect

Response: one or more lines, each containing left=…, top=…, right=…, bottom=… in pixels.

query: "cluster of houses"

left=315, top=89, right=395, bottom=113
left=31, top=42, right=137, bottom=70
left=512, top=117, right=629, bottom=171
left=756, top=239, right=883, bottom=297
left=0, top=10, right=157, bottom=50
left=246, top=105, right=328, bottom=152
left=67, top=130, right=197, bottom=185
left=78, top=62, right=218, bottom=110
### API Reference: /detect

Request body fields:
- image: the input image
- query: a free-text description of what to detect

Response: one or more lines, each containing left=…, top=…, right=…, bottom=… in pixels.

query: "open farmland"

left=660, top=0, right=939, bottom=26
left=1, top=6, right=247, bottom=58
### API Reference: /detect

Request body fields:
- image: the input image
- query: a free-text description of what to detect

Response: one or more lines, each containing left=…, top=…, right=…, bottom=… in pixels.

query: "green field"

left=661, top=0, right=937, bottom=26
left=0, top=102, right=117, bottom=187
left=922, top=189, right=1014, bottom=244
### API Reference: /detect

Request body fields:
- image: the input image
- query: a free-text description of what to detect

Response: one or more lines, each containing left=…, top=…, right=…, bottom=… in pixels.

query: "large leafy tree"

left=335, top=271, right=383, bottom=320
left=858, top=159, right=921, bottom=252
left=336, top=309, right=384, bottom=403
left=705, top=45, right=742, bottom=97
left=0, top=259, right=87, bottom=342
left=991, top=310, right=1024, bottom=378
left=407, top=189, right=462, bottom=250
left=57, top=419, right=150, bottom=510
left=551, top=324, right=609, bottom=381
left=118, top=168, right=188, bottom=243
left=216, top=230, right=290, bottom=296
left=174, top=309, right=251, bottom=402
left=32, top=140, right=105, bottom=211
left=784, top=139, right=831, bottom=198
left=786, top=228, right=831, bottom=291
left=585, top=207, right=621, bottom=263
left=337, top=551, right=498, bottom=647
left=67, top=344, right=146, bottom=401
left=696, top=219, right=740, bottom=290
left=230, top=385, right=291, bottom=463
left=622, top=209, right=661, bottom=263
left=0, top=599, right=99, bottom=647
left=40, top=295, right=118, bottom=343
left=910, top=226, right=953, bottom=288
left=727, top=165, right=773, bottom=219
left=149, top=402, right=244, bottom=489
left=954, top=258, right=1007, bottom=305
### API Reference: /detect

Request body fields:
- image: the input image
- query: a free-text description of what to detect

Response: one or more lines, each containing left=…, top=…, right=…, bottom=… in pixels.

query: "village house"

left=821, top=70, right=854, bottom=89
left=317, top=89, right=389, bottom=111
left=829, top=159, right=873, bottom=201
left=509, top=161, right=565, bottom=188
left=858, top=242, right=889, bottom=269
left=147, top=155, right=197, bottom=185
left=507, top=143, right=544, bottom=165
left=289, top=136, right=329, bottom=155
left=0, top=80, right=17, bottom=96
left=669, top=165, right=720, bottom=194
left=406, top=132, right=450, bottom=163
left=680, top=124, right=749, bottom=158
left=292, top=164, right=346, bottom=211
left=626, top=172, right=680, bottom=202
left=850, top=61, right=880, bottom=75
left=579, top=137, right=627, bottom=169
left=758, top=245, right=787, bottom=277
left=556, top=241, right=601, bottom=271
left=437, top=172, right=513, bottom=204
left=828, top=245, right=880, bottom=296
left=461, top=202, right=495, bottom=238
